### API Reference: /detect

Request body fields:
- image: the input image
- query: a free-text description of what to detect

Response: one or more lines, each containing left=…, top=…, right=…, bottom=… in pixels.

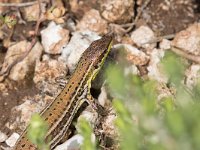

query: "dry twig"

left=0, top=1, right=38, bottom=7
left=0, top=0, right=43, bottom=81
left=171, top=46, right=200, bottom=64
left=125, top=0, right=152, bottom=32
left=143, top=34, right=175, bottom=44
left=109, top=0, right=152, bottom=34
left=142, top=34, right=200, bottom=64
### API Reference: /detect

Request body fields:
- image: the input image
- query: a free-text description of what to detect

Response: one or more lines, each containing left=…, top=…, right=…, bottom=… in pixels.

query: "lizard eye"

left=94, top=63, right=100, bottom=69
left=94, top=64, right=98, bottom=69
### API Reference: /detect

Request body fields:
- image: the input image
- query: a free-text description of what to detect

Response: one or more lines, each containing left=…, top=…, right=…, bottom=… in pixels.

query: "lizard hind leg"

left=86, top=93, right=107, bottom=116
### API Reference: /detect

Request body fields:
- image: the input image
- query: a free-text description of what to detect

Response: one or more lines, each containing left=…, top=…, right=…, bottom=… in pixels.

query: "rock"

left=114, top=44, right=149, bottom=66
left=0, top=131, right=8, bottom=143
left=34, top=58, right=67, bottom=84
left=69, top=0, right=98, bottom=19
left=15, top=98, right=45, bottom=129
left=100, top=0, right=134, bottom=23
left=5, top=132, right=20, bottom=147
left=121, top=36, right=135, bottom=45
left=0, top=82, right=9, bottom=95
left=65, top=18, right=76, bottom=32
left=111, top=44, right=145, bottom=76
left=33, top=57, right=67, bottom=96
left=147, top=48, right=168, bottom=83
left=54, top=134, right=83, bottom=150
left=46, top=5, right=66, bottom=24
left=60, top=31, right=100, bottom=70
left=98, top=86, right=107, bottom=107
left=77, top=110, right=98, bottom=129
left=157, top=83, right=175, bottom=101
left=1, top=41, right=43, bottom=81
left=102, top=112, right=117, bottom=136
left=7, top=93, right=54, bottom=132
left=131, top=26, right=156, bottom=50
left=185, top=64, right=200, bottom=88
left=21, top=3, right=40, bottom=21
left=172, top=23, right=200, bottom=55
left=41, top=22, right=70, bottom=54
left=159, top=39, right=171, bottom=50
left=77, top=9, right=108, bottom=34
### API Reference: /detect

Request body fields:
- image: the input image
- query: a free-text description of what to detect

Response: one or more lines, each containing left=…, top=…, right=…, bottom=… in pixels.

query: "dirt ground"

left=142, top=0, right=200, bottom=34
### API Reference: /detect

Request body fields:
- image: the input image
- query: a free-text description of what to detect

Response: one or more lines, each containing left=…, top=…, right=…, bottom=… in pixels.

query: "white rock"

left=159, top=39, right=171, bottom=50
left=77, top=110, right=98, bottom=130
left=98, top=86, right=107, bottom=107
left=0, top=131, right=8, bottom=143
left=41, top=21, right=69, bottom=54
left=60, top=31, right=100, bottom=70
left=5, top=133, right=20, bottom=147
left=131, top=26, right=156, bottom=49
left=54, top=134, right=83, bottom=150
left=42, top=54, right=51, bottom=61
left=54, top=133, right=96, bottom=150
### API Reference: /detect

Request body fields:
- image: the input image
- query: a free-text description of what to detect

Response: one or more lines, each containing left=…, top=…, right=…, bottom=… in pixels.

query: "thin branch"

left=0, top=1, right=38, bottom=7
left=108, top=0, right=152, bottom=34
left=0, top=39, right=37, bottom=76
left=141, top=34, right=200, bottom=64
left=34, top=0, right=42, bottom=35
left=0, top=0, right=43, bottom=81
left=143, top=34, right=175, bottom=44
left=125, top=0, right=152, bottom=32
left=171, top=46, right=200, bottom=64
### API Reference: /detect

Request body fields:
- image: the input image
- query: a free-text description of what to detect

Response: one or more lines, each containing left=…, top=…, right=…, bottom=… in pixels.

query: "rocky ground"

left=0, top=0, right=200, bottom=149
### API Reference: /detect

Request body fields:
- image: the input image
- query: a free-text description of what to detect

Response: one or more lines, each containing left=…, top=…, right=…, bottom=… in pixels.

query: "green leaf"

left=27, top=114, right=49, bottom=150
left=78, top=118, right=96, bottom=150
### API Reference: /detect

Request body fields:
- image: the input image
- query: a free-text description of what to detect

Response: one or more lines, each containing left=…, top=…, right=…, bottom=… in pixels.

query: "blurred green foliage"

left=105, top=51, right=200, bottom=150
left=78, top=117, right=96, bottom=150
left=0, top=14, right=17, bottom=28
left=28, top=51, right=200, bottom=150
left=161, top=51, right=187, bottom=86
left=27, top=114, right=49, bottom=150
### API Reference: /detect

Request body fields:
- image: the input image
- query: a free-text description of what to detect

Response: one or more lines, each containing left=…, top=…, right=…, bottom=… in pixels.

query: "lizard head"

left=85, top=33, right=113, bottom=68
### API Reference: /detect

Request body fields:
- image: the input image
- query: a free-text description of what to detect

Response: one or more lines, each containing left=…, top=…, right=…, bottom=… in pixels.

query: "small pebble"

left=5, top=133, right=20, bottom=147
left=0, top=131, right=8, bottom=143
